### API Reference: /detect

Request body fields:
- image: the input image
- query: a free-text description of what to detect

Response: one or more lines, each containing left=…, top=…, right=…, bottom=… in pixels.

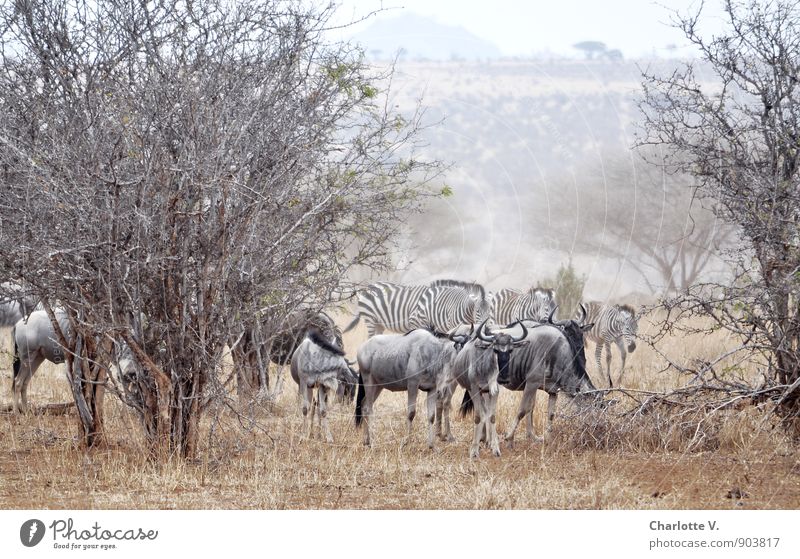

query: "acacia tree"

left=639, top=0, right=800, bottom=428
left=0, top=0, right=437, bottom=457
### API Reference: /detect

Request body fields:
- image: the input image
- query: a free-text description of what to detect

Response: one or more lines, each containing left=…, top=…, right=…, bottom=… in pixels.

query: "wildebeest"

left=11, top=309, right=137, bottom=413
left=0, top=281, right=38, bottom=328
left=450, top=319, right=528, bottom=457
left=233, top=309, right=353, bottom=400
left=354, top=328, right=470, bottom=449
left=290, top=328, right=356, bottom=443
left=500, top=305, right=601, bottom=446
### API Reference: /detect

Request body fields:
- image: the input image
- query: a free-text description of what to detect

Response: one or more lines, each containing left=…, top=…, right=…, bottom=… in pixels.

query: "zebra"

left=344, top=282, right=430, bottom=337
left=344, top=279, right=491, bottom=337
left=581, top=301, right=639, bottom=388
left=490, top=286, right=557, bottom=325
left=412, top=285, right=491, bottom=333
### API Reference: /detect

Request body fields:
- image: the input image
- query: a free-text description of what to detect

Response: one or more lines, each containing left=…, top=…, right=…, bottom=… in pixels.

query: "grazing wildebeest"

left=450, top=319, right=529, bottom=457
left=290, top=328, right=355, bottom=443
left=582, top=302, right=639, bottom=387
left=0, top=281, right=38, bottom=328
left=233, top=309, right=349, bottom=399
left=500, top=305, right=601, bottom=446
left=354, top=327, right=470, bottom=449
left=11, top=309, right=137, bottom=413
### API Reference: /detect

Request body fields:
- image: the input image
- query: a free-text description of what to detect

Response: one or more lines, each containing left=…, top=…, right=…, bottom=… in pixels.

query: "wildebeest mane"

left=307, top=328, right=346, bottom=356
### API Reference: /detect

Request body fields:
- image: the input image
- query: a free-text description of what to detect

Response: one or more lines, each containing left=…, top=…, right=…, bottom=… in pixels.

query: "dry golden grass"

left=1, top=314, right=799, bottom=510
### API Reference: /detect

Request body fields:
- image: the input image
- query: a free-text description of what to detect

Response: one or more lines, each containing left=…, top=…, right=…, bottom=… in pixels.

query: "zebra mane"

left=429, top=279, right=486, bottom=300
left=529, top=286, right=555, bottom=297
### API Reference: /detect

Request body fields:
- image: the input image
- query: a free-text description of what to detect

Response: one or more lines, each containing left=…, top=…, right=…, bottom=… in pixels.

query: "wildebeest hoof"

left=445, top=434, right=456, bottom=443
left=491, top=447, right=501, bottom=457
left=469, top=447, right=480, bottom=459
left=528, top=434, right=545, bottom=443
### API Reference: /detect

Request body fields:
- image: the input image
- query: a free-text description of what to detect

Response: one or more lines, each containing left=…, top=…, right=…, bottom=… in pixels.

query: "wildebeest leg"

left=14, top=354, right=44, bottom=414
left=615, top=338, right=628, bottom=386
left=362, top=382, right=382, bottom=447
left=319, top=386, right=333, bottom=444
left=544, top=392, right=558, bottom=440
left=604, top=342, right=614, bottom=388
left=425, top=390, right=437, bottom=449
left=468, top=386, right=485, bottom=458
left=404, top=382, right=419, bottom=445
left=505, top=383, right=538, bottom=448
left=526, top=409, right=535, bottom=441
left=300, top=383, right=314, bottom=439
left=486, top=390, right=501, bottom=457
left=437, top=381, right=456, bottom=442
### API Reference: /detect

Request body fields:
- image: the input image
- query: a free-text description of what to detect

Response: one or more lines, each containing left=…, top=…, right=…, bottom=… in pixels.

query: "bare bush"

left=0, top=0, right=438, bottom=457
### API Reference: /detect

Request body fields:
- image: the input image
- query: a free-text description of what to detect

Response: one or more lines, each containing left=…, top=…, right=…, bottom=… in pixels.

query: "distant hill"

left=351, top=13, right=502, bottom=60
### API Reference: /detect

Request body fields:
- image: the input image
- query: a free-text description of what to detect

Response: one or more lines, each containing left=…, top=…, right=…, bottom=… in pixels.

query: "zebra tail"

left=354, top=373, right=365, bottom=427
left=458, top=389, right=474, bottom=418
left=343, top=313, right=361, bottom=334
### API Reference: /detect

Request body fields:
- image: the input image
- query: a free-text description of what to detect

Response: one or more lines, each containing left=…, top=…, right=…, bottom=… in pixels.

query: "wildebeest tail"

left=354, top=372, right=365, bottom=427
left=11, top=328, right=20, bottom=382
left=459, top=389, right=474, bottom=418
left=343, top=313, right=361, bottom=333
left=307, top=328, right=345, bottom=356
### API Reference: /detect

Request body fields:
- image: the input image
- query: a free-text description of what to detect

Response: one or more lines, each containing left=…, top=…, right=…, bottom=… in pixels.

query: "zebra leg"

left=615, top=338, right=628, bottom=386
left=505, top=383, right=538, bottom=448
left=594, top=342, right=605, bottom=386
left=604, top=342, right=614, bottom=388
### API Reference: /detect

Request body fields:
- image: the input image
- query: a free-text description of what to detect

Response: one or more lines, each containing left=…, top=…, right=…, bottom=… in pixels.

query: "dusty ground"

left=1, top=316, right=799, bottom=510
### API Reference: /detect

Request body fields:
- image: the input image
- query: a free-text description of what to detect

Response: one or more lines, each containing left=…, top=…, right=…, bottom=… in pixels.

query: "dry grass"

left=1, top=315, right=799, bottom=510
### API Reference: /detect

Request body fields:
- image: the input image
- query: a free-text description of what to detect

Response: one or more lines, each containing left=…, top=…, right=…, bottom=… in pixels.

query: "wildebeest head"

left=547, top=305, right=603, bottom=405
left=474, top=318, right=528, bottom=385
left=448, top=322, right=474, bottom=352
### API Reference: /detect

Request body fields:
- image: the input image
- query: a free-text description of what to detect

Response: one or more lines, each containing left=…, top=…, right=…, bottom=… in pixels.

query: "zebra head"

left=530, top=287, right=557, bottom=321
left=616, top=304, right=638, bottom=353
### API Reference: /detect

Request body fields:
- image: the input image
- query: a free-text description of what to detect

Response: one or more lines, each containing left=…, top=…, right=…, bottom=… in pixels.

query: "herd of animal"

left=0, top=279, right=641, bottom=457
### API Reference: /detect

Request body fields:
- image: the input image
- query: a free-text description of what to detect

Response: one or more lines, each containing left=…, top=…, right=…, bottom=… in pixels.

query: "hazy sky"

left=332, top=0, right=729, bottom=58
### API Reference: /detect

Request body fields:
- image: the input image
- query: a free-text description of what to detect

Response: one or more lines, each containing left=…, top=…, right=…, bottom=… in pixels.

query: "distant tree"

left=543, top=260, right=586, bottom=319
left=0, top=0, right=437, bottom=456
left=573, top=41, right=607, bottom=59
left=640, top=0, right=800, bottom=431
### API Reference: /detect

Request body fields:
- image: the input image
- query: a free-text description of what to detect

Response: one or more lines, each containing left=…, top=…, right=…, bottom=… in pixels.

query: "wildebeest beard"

left=496, top=350, right=511, bottom=385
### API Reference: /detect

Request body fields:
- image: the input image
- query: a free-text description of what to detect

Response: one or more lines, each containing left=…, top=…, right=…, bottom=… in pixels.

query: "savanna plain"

left=1, top=314, right=798, bottom=510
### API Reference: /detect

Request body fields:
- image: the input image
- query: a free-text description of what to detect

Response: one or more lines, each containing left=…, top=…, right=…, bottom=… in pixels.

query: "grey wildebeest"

left=354, top=328, right=470, bottom=449
left=233, top=309, right=356, bottom=401
left=500, top=305, right=601, bottom=446
left=290, top=328, right=357, bottom=443
left=451, top=319, right=529, bottom=457
left=11, top=309, right=137, bottom=413
left=0, top=281, right=38, bottom=328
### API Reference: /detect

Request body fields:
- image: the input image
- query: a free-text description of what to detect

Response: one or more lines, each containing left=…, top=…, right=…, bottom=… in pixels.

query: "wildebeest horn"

left=346, top=359, right=356, bottom=366
left=476, top=318, right=494, bottom=342
left=511, top=320, right=528, bottom=342
left=547, top=305, right=559, bottom=324
left=578, top=303, right=587, bottom=325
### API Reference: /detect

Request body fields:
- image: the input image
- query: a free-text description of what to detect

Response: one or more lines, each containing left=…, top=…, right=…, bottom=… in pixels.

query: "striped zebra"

left=490, top=287, right=557, bottom=325
left=581, top=301, right=638, bottom=388
left=412, top=285, right=491, bottom=333
left=344, top=282, right=430, bottom=337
